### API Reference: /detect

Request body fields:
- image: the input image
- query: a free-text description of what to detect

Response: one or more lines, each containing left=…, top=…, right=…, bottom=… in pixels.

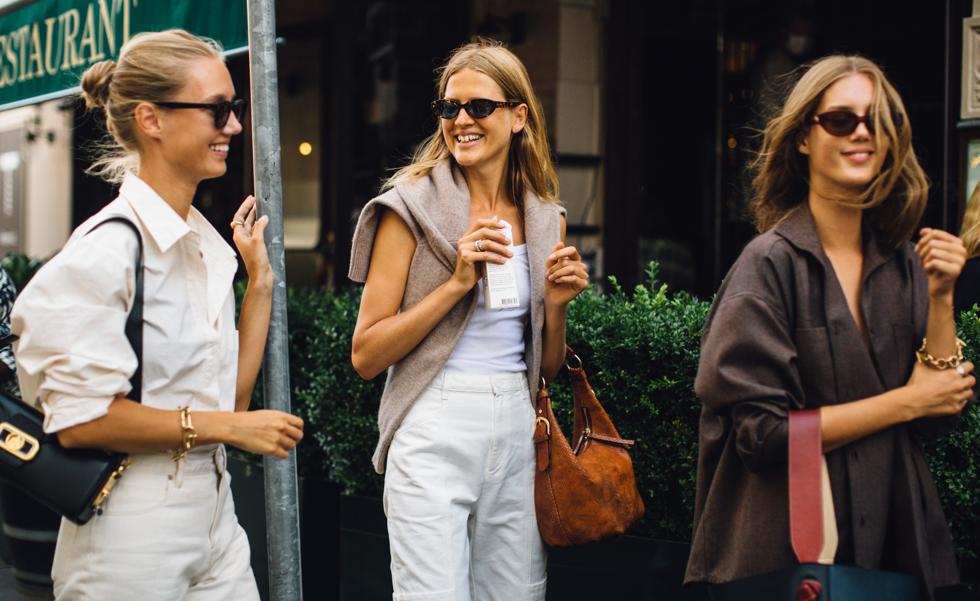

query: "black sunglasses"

left=812, top=110, right=875, bottom=137
left=431, top=98, right=521, bottom=120
left=153, top=98, right=248, bottom=129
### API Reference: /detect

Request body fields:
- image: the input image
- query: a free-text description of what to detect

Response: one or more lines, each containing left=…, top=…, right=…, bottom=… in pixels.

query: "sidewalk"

left=0, top=560, right=50, bottom=601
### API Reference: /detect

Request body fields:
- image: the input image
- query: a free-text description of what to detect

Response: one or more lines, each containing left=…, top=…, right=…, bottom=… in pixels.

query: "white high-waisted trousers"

left=51, top=444, right=260, bottom=601
left=384, top=371, right=547, bottom=601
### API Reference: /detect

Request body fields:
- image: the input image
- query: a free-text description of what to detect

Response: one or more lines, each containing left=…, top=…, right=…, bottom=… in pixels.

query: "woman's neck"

left=460, top=159, right=512, bottom=213
left=137, top=156, right=198, bottom=220
left=808, top=188, right=863, bottom=253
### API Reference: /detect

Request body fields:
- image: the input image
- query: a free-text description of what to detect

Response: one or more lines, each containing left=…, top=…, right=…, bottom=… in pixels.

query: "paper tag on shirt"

left=483, top=220, right=520, bottom=310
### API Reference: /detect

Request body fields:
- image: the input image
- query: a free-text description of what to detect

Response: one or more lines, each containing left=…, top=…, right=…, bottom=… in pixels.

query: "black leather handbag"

left=0, top=216, right=143, bottom=525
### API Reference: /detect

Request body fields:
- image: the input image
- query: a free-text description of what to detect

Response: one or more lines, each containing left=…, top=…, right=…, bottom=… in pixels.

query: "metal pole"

left=246, top=1, right=304, bottom=600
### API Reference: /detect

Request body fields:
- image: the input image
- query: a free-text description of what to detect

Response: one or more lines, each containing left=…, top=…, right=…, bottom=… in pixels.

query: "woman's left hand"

left=915, top=228, right=967, bottom=299
left=232, top=196, right=273, bottom=290
left=544, top=242, right=589, bottom=308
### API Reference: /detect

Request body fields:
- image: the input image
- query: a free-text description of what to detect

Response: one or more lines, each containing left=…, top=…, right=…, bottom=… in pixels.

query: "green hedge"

left=288, top=263, right=980, bottom=558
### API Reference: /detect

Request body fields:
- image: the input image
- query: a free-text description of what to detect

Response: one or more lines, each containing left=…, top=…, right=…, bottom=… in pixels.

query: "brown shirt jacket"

left=685, top=204, right=964, bottom=596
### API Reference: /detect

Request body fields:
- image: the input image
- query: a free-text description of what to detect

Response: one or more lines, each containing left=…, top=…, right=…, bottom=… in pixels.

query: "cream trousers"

left=51, top=444, right=259, bottom=601
left=384, top=371, right=547, bottom=601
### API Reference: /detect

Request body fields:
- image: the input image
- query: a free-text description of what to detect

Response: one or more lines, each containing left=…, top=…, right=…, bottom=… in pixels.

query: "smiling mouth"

left=209, top=144, right=229, bottom=153
left=456, top=134, right=482, bottom=143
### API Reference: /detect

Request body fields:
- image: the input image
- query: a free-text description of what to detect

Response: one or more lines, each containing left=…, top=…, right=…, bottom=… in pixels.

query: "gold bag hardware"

left=0, top=422, right=39, bottom=462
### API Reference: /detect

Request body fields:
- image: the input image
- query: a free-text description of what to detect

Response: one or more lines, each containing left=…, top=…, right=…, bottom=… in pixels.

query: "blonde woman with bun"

left=955, top=183, right=980, bottom=313
left=11, top=29, right=302, bottom=601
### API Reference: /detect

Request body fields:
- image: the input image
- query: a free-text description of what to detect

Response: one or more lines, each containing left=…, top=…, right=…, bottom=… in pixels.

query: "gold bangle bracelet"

left=915, top=337, right=967, bottom=370
left=172, top=406, right=198, bottom=463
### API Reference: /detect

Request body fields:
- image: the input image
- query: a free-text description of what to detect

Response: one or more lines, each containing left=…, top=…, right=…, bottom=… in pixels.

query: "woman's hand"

left=915, top=228, right=966, bottom=300
left=450, top=218, right=512, bottom=292
left=226, top=409, right=304, bottom=459
left=544, top=242, right=589, bottom=308
left=232, top=196, right=273, bottom=291
left=902, top=361, right=975, bottom=420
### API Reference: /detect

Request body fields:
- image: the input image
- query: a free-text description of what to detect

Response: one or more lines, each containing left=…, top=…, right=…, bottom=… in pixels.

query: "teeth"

left=457, top=134, right=481, bottom=143
left=209, top=144, right=229, bottom=152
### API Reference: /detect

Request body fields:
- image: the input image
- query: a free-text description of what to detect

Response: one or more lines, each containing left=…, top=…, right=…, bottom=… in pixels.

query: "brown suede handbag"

left=532, top=346, right=645, bottom=546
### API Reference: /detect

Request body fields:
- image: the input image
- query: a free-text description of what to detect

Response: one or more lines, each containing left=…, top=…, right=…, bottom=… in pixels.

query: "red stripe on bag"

left=788, top=409, right=824, bottom=563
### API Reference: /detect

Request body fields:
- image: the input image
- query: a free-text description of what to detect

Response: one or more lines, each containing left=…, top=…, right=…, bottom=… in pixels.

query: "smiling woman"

left=10, top=29, right=303, bottom=601
left=349, top=38, right=590, bottom=600
left=686, top=55, right=974, bottom=598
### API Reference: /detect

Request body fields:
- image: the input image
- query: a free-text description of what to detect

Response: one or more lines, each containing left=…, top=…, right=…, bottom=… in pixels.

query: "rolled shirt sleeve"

left=695, top=291, right=804, bottom=473
left=11, top=225, right=138, bottom=433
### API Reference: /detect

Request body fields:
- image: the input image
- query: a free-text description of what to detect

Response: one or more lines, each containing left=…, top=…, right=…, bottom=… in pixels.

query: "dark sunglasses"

left=431, top=98, right=521, bottom=120
left=812, top=110, right=875, bottom=137
left=153, top=98, right=248, bottom=129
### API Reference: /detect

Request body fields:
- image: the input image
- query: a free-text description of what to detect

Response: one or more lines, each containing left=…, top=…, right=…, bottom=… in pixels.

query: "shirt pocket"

left=794, top=326, right=836, bottom=407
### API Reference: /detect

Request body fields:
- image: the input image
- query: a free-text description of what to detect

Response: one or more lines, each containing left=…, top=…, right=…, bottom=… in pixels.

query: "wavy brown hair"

left=749, top=55, right=928, bottom=249
left=384, top=38, right=559, bottom=204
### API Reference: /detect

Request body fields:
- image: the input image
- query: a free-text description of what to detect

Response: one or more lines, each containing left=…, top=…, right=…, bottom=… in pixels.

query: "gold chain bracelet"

left=172, top=406, right=198, bottom=462
left=915, top=337, right=967, bottom=370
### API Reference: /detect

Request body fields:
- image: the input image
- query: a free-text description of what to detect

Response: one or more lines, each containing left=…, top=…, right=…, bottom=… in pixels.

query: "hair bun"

left=80, top=60, right=116, bottom=108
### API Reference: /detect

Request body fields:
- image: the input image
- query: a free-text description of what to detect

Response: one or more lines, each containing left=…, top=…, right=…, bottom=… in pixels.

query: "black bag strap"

left=85, top=216, right=144, bottom=404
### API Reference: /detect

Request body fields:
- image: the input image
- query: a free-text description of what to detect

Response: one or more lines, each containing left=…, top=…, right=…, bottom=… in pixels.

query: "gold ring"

left=230, top=220, right=244, bottom=230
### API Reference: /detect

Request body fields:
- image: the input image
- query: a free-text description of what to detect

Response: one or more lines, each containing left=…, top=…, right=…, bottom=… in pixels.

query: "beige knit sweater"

left=349, top=160, right=564, bottom=473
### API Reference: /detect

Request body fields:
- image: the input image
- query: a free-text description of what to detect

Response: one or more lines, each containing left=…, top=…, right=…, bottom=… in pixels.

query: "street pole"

left=246, top=1, right=303, bottom=600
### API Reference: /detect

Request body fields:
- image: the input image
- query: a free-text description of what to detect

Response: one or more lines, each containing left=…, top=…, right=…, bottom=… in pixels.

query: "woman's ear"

left=133, top=102, right=164, bottom=140
left=798, top=132, right=810, bottom=155
left=512, top=103, right=528, bottom=134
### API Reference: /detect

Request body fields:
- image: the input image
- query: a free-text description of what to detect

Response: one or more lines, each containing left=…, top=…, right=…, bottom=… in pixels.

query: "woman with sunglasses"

left=350, top=39, right=588, bottom=599
left=11, top=29, right=303, bottom=600
left=686, top=55, right=973, bottom=597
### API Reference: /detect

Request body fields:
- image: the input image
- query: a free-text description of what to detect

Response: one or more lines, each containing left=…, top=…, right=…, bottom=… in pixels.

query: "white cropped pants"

left=51, top=444, right=259, bottom=601
left=384, top=371, right=546, bottom=601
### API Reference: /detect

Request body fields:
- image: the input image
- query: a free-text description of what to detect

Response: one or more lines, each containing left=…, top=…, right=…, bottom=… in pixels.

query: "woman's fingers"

left=233, top=195, right=256, bottom=224
left=547, top=263, right=588, bottom=282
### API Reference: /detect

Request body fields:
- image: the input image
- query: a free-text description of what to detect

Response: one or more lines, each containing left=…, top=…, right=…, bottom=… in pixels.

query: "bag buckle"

left=0, top=422, right=39, bottom=461
left=535, top=416, right=551, bottom=436
left=92, top=457, right=132, bottom=513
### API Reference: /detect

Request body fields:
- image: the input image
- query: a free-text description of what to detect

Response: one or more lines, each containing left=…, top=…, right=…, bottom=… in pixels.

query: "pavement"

left=0, top=560, right=50, bottom=601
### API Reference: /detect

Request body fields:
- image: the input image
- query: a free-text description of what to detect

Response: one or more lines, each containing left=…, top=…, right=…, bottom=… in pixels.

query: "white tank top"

left=443, top=244, right=530, bottom=374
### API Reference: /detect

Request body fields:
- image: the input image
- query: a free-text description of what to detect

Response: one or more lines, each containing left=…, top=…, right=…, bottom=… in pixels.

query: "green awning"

left=0, top=0, right=247, bottom=111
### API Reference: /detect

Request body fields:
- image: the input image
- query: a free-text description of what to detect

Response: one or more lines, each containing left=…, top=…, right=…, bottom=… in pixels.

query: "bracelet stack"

left=915, top=337, right=967, bottom=370
left=172, top=406, right=198, bottom=462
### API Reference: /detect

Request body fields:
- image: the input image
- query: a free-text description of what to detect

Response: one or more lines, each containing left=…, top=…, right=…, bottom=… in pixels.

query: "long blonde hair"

left=750, top=55, right=928, bottom=249
left=80, top=29, right=224, bottom=183
left=384, top=38, right=559, bottom=204
left=962, top=182, right=980, bottom=257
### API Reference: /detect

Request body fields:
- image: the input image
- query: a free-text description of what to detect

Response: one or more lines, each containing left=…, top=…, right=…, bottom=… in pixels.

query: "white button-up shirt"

left=12, top=173, right=239, bottom=433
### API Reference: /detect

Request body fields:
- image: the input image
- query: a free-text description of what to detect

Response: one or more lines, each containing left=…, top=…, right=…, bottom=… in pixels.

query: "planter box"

left=339, top=494, right=704, bottom=601
left=227, top=454, right=340, bottom=601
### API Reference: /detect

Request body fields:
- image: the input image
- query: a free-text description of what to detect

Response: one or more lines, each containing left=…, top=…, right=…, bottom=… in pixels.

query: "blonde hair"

left=962, top=182, right=980, bottom=257
left=80, top=29, right=223, bottom=183
left=750, top=55, right=928, bottom=249
left=384, top=38, right=559, bottom=204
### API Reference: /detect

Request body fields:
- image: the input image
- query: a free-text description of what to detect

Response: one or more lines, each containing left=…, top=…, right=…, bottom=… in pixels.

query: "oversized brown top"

left=685, top=204, right=964, bottom=597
